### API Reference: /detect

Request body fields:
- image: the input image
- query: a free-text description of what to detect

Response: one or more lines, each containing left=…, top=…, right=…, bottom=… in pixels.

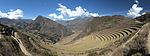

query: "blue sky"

left=0, top=0, right=149, bottom=20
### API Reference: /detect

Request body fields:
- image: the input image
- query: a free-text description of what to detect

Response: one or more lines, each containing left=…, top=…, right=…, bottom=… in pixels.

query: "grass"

left=40, top=30, right=129, bottom=52
left=28, top=23, right=144, bottom=56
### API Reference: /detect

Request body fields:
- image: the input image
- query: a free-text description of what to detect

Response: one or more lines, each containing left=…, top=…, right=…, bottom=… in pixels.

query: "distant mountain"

left=58, top=17, right=92, bottom=31
left=0, top=18, right=33, bottom=24
left=0, top=18, right=33, bottom=29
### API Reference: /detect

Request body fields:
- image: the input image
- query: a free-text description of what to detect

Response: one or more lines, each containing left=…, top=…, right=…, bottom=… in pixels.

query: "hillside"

left=0, top=13, right=150, bottom=56
left=0, top=16, right=73, bottom=44
left=24, top=16, right=73, bottom=43
left=68, top=15, right=138, bottom=44
left=47, top=13, right=150, bottom=56
left=135, top=12, right=150, bottom=23
left=0, top=24, right=57, bottom=56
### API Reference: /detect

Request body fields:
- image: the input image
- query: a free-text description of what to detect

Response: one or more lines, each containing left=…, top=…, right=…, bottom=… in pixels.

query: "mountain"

left=0, top=16, right=73, bottom=44
left=60, top=17, right=92, bottom=31
left=0, top=18, right=33, bottom=25
left=1, top=14, right=150, bottom=56
left=0, top=18, right=33, bottom=30
left=24, top=16, right=73, bottom=43
left=67, top=15, right=139, bottom=43
left=52, top=13, right=150, bottom=56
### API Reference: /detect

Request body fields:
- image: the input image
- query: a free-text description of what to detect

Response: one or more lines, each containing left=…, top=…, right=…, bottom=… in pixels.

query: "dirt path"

left=0, top=34, right=2, bottom=39
left=12, top=32, right=32, bottom=56
left=147, top=30, right=150, bottom=54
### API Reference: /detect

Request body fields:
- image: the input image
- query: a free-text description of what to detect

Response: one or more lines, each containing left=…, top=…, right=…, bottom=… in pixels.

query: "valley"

left=0, top=13, right=150, bottom=56
left=0, top=0, right=150, bottom=56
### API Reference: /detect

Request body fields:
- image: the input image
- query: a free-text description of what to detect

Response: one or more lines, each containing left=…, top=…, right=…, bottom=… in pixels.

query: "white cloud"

left=90, top=13, right=99, bottom=17
left=10, top=9, right=14, bottom=11
left=0, top=11, right=8, bottom=18
left=7, top=9, right=23, bottom=19
left=127, top=0, right=143, bottom=18
left=49, top=13, right=64, bottom=19
left=49, top=3, right=99, bottom=21
left=135, top=0, right=139, bottom=4
left=142, top=12, right=146, bottom=15
left=0, top=9, right=23, bottom=19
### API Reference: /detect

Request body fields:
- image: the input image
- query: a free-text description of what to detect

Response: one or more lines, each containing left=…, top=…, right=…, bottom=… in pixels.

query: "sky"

left=0, top=0, right=149, bottom=20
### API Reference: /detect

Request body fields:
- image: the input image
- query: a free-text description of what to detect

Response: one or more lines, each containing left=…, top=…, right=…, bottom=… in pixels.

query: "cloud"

left=89, top=13, right=99, bottom=17
left=142, top=12, right=146, bottom=15
left=127, top=0, right=143, bottom=18
left=0, top=11, right=8, bottom=18
left=49, top=3, right=99, bottom=21
left=49, top=13, right=64, bottom=21
left=0, top=9, right=23, bottom=19
left=135, top=0, right=139, bottom=4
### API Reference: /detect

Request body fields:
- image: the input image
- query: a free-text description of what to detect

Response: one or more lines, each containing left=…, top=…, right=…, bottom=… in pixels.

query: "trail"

left=0, top=34, right=2, bottom=39
left=12, top=32, right=32, bottom=56
left=147, top=30, right=150, bottom=54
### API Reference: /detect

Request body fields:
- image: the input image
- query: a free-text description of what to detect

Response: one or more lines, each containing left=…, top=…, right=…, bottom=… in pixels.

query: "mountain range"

left=0, top=13, right=150, bottom=56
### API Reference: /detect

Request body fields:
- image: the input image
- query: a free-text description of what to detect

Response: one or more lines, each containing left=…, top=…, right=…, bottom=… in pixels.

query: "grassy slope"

left=69, top=16, right=137, bottom=45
